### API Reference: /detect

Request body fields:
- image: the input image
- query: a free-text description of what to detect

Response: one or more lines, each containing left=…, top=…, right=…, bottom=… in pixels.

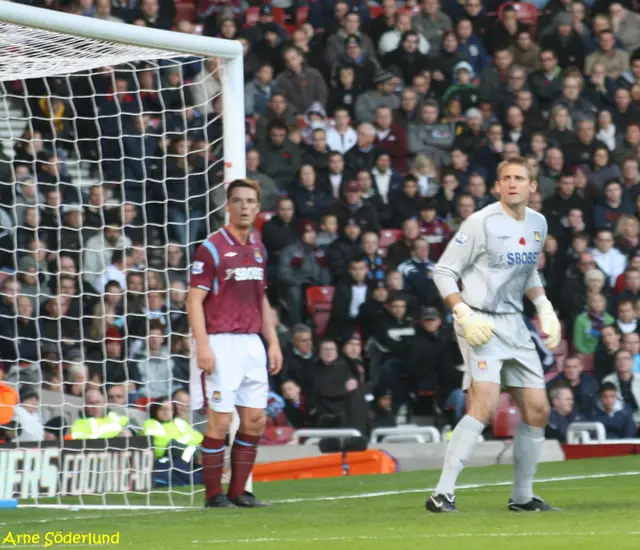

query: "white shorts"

left=455, top=311, right=545, bottom=391
left=190, top=333, right=268, bottom=413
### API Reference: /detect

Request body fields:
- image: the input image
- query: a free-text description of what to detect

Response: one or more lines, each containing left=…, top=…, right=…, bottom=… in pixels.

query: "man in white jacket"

left=592, top=229, right=627, bottom=287
left=379, top=11, right=430, bottom=56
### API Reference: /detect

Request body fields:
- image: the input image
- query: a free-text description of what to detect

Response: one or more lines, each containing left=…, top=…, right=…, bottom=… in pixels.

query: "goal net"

left=0, top=3, right=245, bottom=509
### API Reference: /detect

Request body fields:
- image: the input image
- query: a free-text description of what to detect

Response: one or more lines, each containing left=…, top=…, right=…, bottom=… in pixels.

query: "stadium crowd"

left=0, top=0, right=640, bottom=463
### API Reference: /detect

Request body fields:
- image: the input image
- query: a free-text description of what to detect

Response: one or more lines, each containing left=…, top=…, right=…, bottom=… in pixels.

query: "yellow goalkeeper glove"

left=533, top=295, right=561, bottom=350
left=452, top=303, right=495, bottom=347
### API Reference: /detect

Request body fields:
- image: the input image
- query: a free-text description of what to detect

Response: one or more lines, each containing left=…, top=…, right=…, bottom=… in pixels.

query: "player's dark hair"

left=599, top=381, right=617, bottom=395
left=226, top=178, right=261, bottom=202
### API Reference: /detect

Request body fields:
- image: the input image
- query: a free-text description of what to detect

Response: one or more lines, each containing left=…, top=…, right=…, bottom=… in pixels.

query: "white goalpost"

left=0, top=2, right=249, bottom=508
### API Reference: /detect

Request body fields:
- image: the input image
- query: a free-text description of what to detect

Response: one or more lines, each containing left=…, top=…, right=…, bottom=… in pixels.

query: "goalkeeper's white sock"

left=435, top=415, right=484, bottom=495
left=511, top=423, right=545, bottom=504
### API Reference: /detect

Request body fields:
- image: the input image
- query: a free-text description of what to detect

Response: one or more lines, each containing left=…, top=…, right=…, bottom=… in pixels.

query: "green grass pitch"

left=2, top=456, right=639, bottom=550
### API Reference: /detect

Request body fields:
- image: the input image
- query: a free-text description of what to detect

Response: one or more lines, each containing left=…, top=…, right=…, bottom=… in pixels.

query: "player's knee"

left=525, top=401, right=550, bottom=428
left=206, top=410, right=233, bottom=438
left=241, top=410, right=266, bottom=435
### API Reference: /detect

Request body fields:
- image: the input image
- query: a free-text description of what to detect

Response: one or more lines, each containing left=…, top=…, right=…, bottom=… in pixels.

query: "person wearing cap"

left=325, top=7, right=377, bottom=70
left=370, top=384, right=396, bottom=430
left=539, top=12, right=584, bottom=71
left=274, top=46, right=328, bottom=114
left=278, top=220, right=331, bottom=324
left=452, top=108, right=485, bottom=155
left=334, top=34, right=378, bottom=93
left=443, top=61, right=479, bottom=114
left=326, top=255, right=369, bottom=341
left=354, top=68, right=399, bottom=124
left=332, top=178, right=380, bottom=235
left=327, top=218, right=362, bottom=283
left=243, top=3, right=289, bottom=46
left=408, top=306, right=465, bottom=421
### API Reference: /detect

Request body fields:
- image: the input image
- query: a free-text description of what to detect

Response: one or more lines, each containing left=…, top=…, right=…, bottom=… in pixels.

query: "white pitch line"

left=195, top=531, right=640, bottom=545
left=5, top=469, right=639, bottom=525
left=271, top=470, right=640, bottom=504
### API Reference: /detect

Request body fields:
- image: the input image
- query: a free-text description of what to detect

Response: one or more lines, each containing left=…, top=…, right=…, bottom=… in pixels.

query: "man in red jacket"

left=373, top=105, right=408, bottom=172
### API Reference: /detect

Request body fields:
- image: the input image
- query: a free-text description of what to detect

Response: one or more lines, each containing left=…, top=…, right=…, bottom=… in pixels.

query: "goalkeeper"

left=427, top=157, right=562, bottom=514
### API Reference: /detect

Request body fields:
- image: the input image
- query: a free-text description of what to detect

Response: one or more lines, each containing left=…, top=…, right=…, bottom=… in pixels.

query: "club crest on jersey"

left=478, top=361, right=487, bottom=371
left=191, top=261, right=204, bottom=275
left=254, top=248, right=263, bottom=264
left=212, top=391, right=221, bottom=403
left=534, top=231, right=541, bottom=243
left=455, top=233, right=468, bottom=246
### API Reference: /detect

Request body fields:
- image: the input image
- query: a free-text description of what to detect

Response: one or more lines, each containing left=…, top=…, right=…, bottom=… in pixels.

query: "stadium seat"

left=498, top=2, right=538, bottom=37
left=577, top=353, right=595, bottom=374
left=306, top=285, right=335, bottom=315
left=379, top=229, right=402, bottom=250
left=493, top=405, right=522, bottom=438
left=369, top=5, right=383, bottom=19
left=255, top=211, right=275, bottom=233
left=272, top=7, right=287, bottom=25
left=260, top=425, right=295, bottom=445
left=175, top=1, right=196, bottom=23
left=135, top=397, right=152, bottom=411
left=296, top=7, right=309, bottom=26
left=244, top=6, right=259, bottom=27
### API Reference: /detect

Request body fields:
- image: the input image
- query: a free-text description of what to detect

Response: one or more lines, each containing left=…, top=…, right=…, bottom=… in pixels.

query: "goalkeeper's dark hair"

left=226, top=178, right=262, bottom=202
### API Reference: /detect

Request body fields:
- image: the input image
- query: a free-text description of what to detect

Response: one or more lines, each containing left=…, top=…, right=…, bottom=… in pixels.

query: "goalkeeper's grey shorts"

left=454, top=311, right=545, bottom=391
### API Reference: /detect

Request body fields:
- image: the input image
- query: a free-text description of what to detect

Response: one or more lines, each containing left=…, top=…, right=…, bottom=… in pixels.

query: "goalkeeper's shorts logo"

left=212, top=391, right=221, bottom=403
left=477, top=361, right=487, bottom=371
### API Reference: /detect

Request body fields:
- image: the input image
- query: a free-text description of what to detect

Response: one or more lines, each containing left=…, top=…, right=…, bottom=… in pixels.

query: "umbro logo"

left=224, top=252, right=238, bottom=257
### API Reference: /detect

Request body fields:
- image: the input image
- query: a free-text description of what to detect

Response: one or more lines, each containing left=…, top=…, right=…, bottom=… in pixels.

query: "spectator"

left=369, top=385, right=396, bottom=430
left=602, top=349, right=640, bottom=423
left=257, top=120, right=301, bottom=191
left=589, top=381, right=637, bottom=438
left=326, top=107, right=358, bottom=155
left=547, top=354, right=599, bottom=416
left=609, top=3, right=640, bottom=54
left=262, top=197, right=297, bottom=281
left=244, top=63, right=274, bottom=118
left=573, top=293, right=614, bottom=354
left=615, top=298, right=638, bottom=334
left=280, top=379, right=308, bottom=428
left=412, top=0, right=452, bottom=57
left=585, top=29, right=630, bottom=80
left=387, top=217, right=420, bottom=269
left=622, top=332, right=640, bottom=374
left=332, top=179, right=380, bottom=234
left=325, top=8, right=377, bottom=70
left=131, top=320, right=174, bottom=399
left=246, top=149, right=280, bottom=212
left=326, top=255, right=369, bottom=341
left=83, top=213, right=132, bottom=288
left=292, top=165, right=333, bottom=223
left=545, top=385, right=585, bottom=443
left=327, top=218, right=362, bottom=283
left=595, top=324, right=623, bottom=382
left=275, top=46, right=328, bottom=114
left=13, top=388, right=45, bottom=443
left=398, top=238, right=438, bottom=315
left=592, top=228, right=627, bottom=287
left=71, top=388, right=131, bottom=439
left=361, top=231, right=385, bottom=282
left=255, top=92, right=297, bottom=146
left=278, top=221, right=331, bottom=325
left=355, top=70, right=400, bottom=124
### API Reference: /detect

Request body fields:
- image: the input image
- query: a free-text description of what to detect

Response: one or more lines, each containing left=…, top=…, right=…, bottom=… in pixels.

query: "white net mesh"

left=0, top=18, right=231, bottom=508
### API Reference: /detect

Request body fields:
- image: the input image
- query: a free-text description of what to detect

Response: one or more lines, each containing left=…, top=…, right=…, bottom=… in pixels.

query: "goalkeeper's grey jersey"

left=433, top=202, right=547, bottom=314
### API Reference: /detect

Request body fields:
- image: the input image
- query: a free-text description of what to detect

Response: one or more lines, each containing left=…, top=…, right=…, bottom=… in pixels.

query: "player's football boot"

left=205, top=494, right=237, bottom=508
left=228, top=491, right=271, bottom=508
left=508, top=496, right=562, bottom=512
left=426, top=492, right=457, bottom=513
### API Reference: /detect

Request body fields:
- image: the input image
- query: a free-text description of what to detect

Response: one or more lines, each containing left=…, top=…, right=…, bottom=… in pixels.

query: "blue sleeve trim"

left=202, top=240, right=220, bottom=269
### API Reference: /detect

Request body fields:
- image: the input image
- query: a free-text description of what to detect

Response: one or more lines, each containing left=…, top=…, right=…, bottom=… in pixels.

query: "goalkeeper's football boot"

left=426, top=492, right=457, bottom=513
left=508, top=496, right=562, bottom=512
left=229, top=491, right=271, bottom=508
left=205, top=494, right=237, bottom=508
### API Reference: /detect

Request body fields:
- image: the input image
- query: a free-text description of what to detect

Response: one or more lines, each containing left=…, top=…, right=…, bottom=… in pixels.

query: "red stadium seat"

left=369, top=5, right=383, bottom=19
left=260, top=426, right=295, bottom=445
left=577, top=353, right=595, bottom=374
left=255, top=211, right=275, bottom=233
left=272, top=7, right=287, bottom=25
left=135, top=397, right=152, bottom=411
left=498, top=2, right=538, bottom=37
left=306, top=285, right=335, bottom=315
left=379, top=229, right=402, bottom=250
left=493, top=405, right=522, bottom=438
left=296, top=6, right=309, bottom=26
left=244, top=6, right=260, bottom=27
left=175, top=2, right=196, bottom=23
